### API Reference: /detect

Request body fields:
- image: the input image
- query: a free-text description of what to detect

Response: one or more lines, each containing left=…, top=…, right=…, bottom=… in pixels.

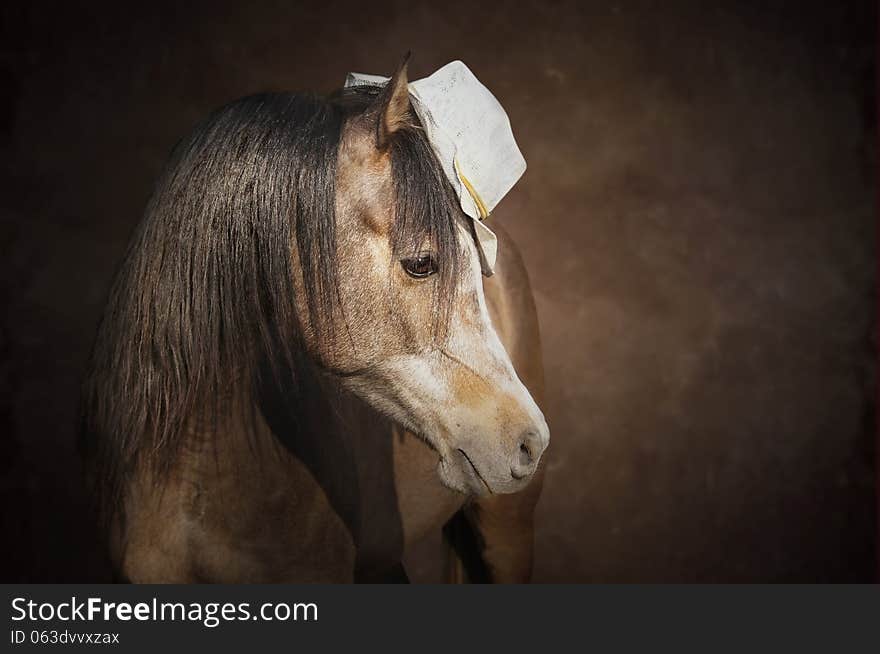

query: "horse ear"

left=376, top=53, right=411, bottom=150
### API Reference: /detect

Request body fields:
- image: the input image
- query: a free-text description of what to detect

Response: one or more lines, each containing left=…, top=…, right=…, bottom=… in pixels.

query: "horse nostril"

left=518, top=442, right=533, bottom=467
left=511, top=431, right=543, bottom=479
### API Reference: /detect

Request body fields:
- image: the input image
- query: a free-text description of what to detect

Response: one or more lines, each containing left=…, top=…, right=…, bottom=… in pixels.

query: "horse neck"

left=176, top=357, right=387, bottom=496
left=172, top=360, right=404, bottom=556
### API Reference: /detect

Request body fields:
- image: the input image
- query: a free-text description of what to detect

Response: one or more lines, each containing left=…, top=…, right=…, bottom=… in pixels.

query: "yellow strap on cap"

left=454, top=158, right=490, bottom=220
left=454, top=157, right=494, bottom=277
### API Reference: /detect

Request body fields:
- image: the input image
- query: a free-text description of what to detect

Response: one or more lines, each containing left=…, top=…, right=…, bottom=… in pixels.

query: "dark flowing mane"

left=79, top=85, right=463, bottom=521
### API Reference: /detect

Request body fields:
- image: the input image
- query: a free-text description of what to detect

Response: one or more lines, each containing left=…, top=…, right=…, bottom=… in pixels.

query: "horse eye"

left=401, top=252, right=438, bottom=279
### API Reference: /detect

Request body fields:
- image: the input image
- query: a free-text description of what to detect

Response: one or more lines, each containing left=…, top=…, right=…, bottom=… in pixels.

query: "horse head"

left=294, top=60, right=549, bottom=494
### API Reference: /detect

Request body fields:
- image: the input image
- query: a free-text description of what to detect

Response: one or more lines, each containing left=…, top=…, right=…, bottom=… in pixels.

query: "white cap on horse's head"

left=345, top=59, right=527, bottom=275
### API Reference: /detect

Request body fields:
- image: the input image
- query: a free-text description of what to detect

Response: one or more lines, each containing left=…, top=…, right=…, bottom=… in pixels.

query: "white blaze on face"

left=344, top=221, right=549, bottom=495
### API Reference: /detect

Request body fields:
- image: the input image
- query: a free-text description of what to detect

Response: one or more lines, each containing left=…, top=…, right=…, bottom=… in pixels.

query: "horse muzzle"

left=439, top=415, right=549, bottom=495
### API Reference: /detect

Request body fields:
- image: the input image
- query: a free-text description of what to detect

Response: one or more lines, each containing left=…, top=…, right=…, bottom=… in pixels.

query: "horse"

left=79, top=59, right=550, bottom=583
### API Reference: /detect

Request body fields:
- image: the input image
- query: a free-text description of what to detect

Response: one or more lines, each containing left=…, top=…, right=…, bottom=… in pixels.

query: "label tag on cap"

left=344, top=61, right=527, bottom=274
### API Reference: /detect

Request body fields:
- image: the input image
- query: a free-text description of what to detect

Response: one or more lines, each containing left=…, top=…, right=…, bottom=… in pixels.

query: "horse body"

left=85, top=61, right=548, bottom=583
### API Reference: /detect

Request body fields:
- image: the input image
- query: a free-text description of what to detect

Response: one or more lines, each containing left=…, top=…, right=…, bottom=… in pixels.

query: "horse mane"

left=79, top=85, right=463, bottom=523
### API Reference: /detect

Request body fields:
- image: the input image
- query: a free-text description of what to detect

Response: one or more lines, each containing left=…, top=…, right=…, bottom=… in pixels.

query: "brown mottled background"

left=0, top=1, right=875, bottom=582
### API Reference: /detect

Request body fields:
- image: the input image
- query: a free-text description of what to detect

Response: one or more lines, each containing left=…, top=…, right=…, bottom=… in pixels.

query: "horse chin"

left=437, top=454, right=490, bottom=496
